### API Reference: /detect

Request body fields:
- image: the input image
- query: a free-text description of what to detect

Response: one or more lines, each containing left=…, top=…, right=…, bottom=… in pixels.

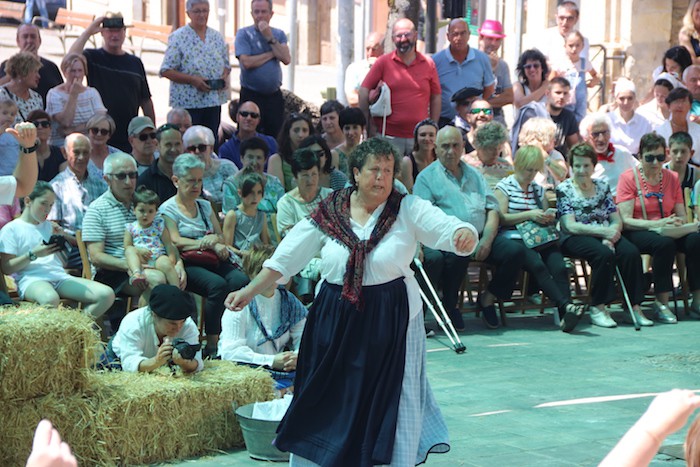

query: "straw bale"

left=0, top=304, right=101, bottom=401
left=0, top=393, right=112, bottom=467
left=92, top=360, right=274, bottom=465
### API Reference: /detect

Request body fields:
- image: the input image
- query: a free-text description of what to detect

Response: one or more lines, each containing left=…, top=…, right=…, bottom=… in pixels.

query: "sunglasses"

left=32, top=120, right=51, bottom=128
left=108, top=171, right=138, bottom=180
left=523, top=63, right=542, bottom=70
left=89, top=127, right=110, bottom=136
left=238, top=110, right=260, bottom=119
left=137, top=132, right=157, bottom=141
left=187, top=144, right=209, bottom=153
left=643, top=154, right=665, bottom=163
left=470, top=108, right=492, bottom=115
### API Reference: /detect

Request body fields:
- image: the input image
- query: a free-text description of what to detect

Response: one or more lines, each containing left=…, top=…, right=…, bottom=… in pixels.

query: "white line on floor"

left=535, top=390, right=700, bottom=408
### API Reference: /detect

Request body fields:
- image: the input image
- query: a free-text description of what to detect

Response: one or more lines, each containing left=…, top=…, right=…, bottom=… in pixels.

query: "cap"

left=655, top=72, right=683, bottom=90
left=478, top=19, right=506, bottom=38
left=614, top=77, right=636, bottom=97
left=149, top=285, right=195, bottom=321
left=127, top=116, right=155, bottom=136
left=451, top=87, right=482, bottom=103
left=102, top=12, right=132, bottom=29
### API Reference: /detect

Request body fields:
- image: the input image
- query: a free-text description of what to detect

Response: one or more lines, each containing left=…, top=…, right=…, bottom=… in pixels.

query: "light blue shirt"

left=413, top=159, right=498, bottom=234
left=235, top=25, right=288, bottom=94
left=432, top=47, right=495, bottom=120
left=0, top=132, right=19, bottom=176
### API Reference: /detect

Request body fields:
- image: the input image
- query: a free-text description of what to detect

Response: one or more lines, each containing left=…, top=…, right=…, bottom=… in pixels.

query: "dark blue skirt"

left=275, top=278, right=409, bottom=466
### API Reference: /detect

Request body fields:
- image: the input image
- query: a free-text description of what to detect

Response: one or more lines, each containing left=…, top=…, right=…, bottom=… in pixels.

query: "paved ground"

left=2, top=24, right=698, bottom=467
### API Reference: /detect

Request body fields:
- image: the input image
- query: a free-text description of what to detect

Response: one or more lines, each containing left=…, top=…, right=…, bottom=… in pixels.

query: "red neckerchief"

left=597, top=143, right=615, bottom=163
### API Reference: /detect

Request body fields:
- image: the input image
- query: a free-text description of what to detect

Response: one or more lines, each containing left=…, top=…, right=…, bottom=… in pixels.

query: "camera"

left=206, top=79, right=226, bottom=90
left=43, top=235, right=67, bottom=250
left=172, top=338, right=201, bottom=360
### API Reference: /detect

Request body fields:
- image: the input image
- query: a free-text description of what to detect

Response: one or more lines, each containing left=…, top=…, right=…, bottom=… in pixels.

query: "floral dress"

left=126, top=216, right=167, bottom=267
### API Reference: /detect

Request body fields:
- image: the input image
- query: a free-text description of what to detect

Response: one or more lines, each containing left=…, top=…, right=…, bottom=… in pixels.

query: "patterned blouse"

left=0, top=86, right=42, bottom=123
left=556, top=178, right=616, bottom=227
left=160, top=24, right=230, bottom=109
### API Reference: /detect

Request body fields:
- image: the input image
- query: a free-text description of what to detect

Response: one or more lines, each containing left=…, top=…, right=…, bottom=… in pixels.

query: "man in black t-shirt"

left=0, top=24, right=63, bottom=103
left=546, top=76, right=581, bottom=157
left=69, top=12, right=155, bottom=153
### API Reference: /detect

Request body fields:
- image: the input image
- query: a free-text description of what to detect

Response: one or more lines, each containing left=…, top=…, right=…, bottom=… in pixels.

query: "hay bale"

left=0, top=393, right=112, bottom=467
left=93, top=360, right=274, bottom=465
left=0, top=304, right=101, bottom=401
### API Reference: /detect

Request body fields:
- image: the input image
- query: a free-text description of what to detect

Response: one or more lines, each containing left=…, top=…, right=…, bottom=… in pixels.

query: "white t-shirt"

left=0, top=176, right=16, bottom=205
left=0, top=218, right=70, bottom=296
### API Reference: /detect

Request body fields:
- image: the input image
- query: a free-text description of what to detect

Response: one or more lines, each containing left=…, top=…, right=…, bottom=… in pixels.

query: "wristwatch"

left=267, top=37, right=278, bottom=45
left=27, top=251, right=37, bottom=261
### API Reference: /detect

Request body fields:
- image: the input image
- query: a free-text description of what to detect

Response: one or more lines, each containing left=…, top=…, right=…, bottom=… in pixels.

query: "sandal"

left=560, top=303, right=587, bottom=333
left=129, top=271, right=148, bottom=288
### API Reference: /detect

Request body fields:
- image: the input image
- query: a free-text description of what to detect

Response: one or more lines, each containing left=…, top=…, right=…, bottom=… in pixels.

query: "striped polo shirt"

left=81, top=190, right=135, bottom=260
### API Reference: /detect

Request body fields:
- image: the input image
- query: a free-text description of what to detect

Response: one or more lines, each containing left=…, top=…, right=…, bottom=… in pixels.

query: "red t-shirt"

left=616, top=168, right=683, bottom=220
left=361, top=51, right=441, bottom=138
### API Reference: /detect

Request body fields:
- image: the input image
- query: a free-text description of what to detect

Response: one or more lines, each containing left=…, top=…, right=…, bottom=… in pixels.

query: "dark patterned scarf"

left=309, top=186, right=405, bottom=309
left=249, top=286, right=308, bottom=351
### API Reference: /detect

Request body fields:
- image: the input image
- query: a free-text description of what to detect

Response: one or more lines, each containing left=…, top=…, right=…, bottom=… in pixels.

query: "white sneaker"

left=590, top=307, right=617, bottom=328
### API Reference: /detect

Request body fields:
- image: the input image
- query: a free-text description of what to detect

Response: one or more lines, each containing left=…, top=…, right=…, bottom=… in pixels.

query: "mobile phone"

left=206, top=79, right=226, bottom=90
left=43, top=235, right=67, bottom=250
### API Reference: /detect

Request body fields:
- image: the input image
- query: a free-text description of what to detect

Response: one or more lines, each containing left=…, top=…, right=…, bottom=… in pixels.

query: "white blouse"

left=218, top=288, right=305, bottom=366
left=264, top=195, right=478, bottom=319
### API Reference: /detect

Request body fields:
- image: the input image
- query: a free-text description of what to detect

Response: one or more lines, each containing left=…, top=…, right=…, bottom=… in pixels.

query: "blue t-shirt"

left=235, top=26, right=288, bottom=94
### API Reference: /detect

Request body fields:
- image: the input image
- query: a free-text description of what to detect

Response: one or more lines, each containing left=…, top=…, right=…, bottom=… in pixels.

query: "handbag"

left=369, top=82, right=391, bottom=137
left=515, top=183, right=560, bottom=249
left=181, top=201, right=220, bottom=270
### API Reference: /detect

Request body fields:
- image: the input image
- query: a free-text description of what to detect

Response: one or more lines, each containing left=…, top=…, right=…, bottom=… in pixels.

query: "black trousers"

left=184, top=262, right=249, bottom=336
left=624, top=230, right=700, bottom=293
left=187, top=106, right=222, bottom=149
left=561, top=235, right=643, bottom=306
left=513, top=239, right=570, bottom=308
left=240, top=87, right=285, bottom=139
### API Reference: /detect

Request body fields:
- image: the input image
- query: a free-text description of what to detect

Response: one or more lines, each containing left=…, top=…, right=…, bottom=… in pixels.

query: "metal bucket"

left=234, top=403, right=290, bottom=461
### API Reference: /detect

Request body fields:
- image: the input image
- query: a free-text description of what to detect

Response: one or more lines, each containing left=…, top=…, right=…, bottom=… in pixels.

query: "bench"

left=46, top=8, right=95, bottom=54
left=0, top=1, right=24, bottom=23
left=126, top=20, right=172, bottom=57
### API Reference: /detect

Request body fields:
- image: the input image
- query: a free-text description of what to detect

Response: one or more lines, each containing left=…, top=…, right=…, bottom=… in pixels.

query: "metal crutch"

left=414, top=258, right=467, bottom=353
left=615, top=265, right=641, bottom=331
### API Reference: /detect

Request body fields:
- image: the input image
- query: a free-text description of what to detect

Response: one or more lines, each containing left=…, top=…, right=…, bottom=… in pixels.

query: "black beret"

left=451, top=87, right=483, bottom=103
left=149, top=285, right=194, bottom=321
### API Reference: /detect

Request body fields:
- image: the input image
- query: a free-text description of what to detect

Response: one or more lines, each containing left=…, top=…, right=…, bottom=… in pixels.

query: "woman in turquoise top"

left=267, top=113, right=314, bottom=191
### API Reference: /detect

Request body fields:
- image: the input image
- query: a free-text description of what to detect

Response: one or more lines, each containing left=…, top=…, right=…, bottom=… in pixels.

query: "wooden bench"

left=46, top=8, right=95, bottom=54
left=0, top=1, right=24, bottom=23
left=126, top=20, right=172, bottom=57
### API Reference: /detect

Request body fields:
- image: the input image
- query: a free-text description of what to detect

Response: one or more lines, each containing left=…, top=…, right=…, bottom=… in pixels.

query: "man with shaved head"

left=414, top=126, right=527, bottom=330
left=359, top=18, right=441, bottom=154
left=433, top=18, right=495, bottom=127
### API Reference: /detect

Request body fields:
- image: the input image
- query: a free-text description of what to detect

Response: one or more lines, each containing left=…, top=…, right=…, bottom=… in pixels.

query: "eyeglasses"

left=238, top=110, right=260, bottom=119
left=523, top=63, right=542, bottom=70
left=137, top=132, right=157, bottom=141
left=643, top=154, right=665, bottom=163
left=107, top=171, right=138, bottom=180
left=470, top=108, right=492, bottom=115
left=392, top=32, right=413, bottom=39
left=32, top=120, right=51, bottom=128
left=187, top=144, right=209, bottom=153
left=89, top=127, right=110, bottom=136
left=591, top=130, right=610, bottom=138
left=157, top=123, right=179, bottom=134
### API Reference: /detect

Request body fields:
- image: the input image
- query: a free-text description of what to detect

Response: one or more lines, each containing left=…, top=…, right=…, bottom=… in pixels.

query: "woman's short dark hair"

left=299, top=135, right=333, bottom=173
left=338, top=107, right=366, bottom=128
left=133, top=186, right=161, bottom=206
left=27, top=109, right=50, bottom=122
left=568, top=142, right=598, bottom=167
left=238, top=169, right=266, bottom=197
left=240, top=136, right=270, bottom=157
left=277, top=113, right=313, bottom=163
left=320, top=99, right=344, bottom=116
left=663, top=46, right=692, bottom=74
left=26, top=180, right=54, bottom=201
left=516, top=49, right=549, bottom=86
left=666, top=87, right=692, bottom=106
left=291, top=148, right=321, bottom=177
left=639, top=132, right=667, bottom=155
left=348, top=137, right=401, bottom=189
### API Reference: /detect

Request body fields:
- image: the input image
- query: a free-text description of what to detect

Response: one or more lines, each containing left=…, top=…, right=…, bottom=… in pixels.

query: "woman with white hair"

left=606, top=78, right=652, bottom=156
left=579, top=112, right=638, bottom=196
left=182, top=125, right=238, bottom=204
